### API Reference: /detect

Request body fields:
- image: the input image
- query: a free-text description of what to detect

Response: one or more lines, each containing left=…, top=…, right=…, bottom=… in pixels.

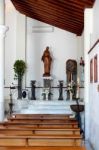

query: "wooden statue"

left=41, top=46, right=52, bottom=76
left=66, top=59, right=77, bottom=82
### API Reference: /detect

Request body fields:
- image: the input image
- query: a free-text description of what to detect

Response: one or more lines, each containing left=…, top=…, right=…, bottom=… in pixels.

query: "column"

left=0, top=0, right=8, bottom=121
left=84, top=8, right=93, bottom=140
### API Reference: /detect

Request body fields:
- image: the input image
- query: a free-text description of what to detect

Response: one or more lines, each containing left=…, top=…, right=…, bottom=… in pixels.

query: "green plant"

left=13, top=60, right=26, bottom=99
left=14, top=60, right=26, bottom=79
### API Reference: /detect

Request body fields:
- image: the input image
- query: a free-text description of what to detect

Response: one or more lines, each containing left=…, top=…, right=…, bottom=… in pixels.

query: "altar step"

left=13, top=100, right=83, bottom=114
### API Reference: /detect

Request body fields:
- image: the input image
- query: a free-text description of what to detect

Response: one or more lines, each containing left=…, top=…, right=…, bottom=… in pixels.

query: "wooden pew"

left=10, top=114, right=72, bottom=119
left=0, top=128, right=80, bottom=135
left=0, top=134, right=82, bottom=146
left=0, top=122, right=78, bottom=128
left=7, top=119, right=77, bottom=124
left=8, top=117, right=76, bottom=121
left=0, top=146, right=86, bottom=150
left=0, top=114, right=83, bottom=147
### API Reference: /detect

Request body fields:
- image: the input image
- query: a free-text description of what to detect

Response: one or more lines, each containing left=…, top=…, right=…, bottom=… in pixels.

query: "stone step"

left=13, top=100, right=84, bottom=114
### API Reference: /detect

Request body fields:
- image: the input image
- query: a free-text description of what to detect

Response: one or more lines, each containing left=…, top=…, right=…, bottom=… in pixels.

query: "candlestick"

left=76, top=77, right=80, bottom=98
left=70, top=91, right=72, bottom=100
left=77, top=77, right=80, bottom=84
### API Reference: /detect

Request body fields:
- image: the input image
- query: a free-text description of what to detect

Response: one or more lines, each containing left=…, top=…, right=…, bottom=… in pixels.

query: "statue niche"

left=66, top=59, right=77, bottom=100
left=41, top=46, right=52, bottom=77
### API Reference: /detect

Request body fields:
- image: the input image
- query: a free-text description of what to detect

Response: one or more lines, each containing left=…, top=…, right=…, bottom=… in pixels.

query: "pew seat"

left=0, top=128, right=80, bottom=135
left=0, top=146, right=86, bottom=150
left=0, top=134, right=82, bottom=146
left=11, top=114, right=72, bottom=119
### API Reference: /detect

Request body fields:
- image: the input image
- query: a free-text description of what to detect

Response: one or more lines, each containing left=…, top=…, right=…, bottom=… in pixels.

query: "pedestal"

left=42, top=76, right=52, bottom=100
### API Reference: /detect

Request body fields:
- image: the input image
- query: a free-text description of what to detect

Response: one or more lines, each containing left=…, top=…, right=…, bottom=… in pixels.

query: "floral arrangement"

left=67, top=81, right=76, bottom=92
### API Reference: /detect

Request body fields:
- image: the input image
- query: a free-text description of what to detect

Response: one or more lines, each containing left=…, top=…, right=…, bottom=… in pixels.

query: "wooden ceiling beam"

left=14, top=2, right=82, bottom=30
left=15, top=4, right=81, bottom=31
left=39, top=0, right=84, bottom=15
left=26, top=0, right=84, bottom=19
left=41, top=0, right=84, bottom=13
left=11, top=0, right=95, bottom=35
left=51, top=0, right=85, bottom=9
left=68, top=0, right=95, bottom=7
left=15, top=0, right=84, bottom=24
left=16, top=7, right=81, bottom=35
left=25, top=3, right=83, bottom=25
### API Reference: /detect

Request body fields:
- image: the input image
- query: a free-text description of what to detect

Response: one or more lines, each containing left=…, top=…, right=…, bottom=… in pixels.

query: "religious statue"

left=41, top=46, right=52, bottom=76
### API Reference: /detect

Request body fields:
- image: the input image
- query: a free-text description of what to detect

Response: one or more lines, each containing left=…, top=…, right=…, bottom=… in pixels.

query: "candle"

left=76, top=77, right=80, bottom=98
left=70, top=91, right=72, bottom=100
left=76, top=89, right=79, bottom=98
left=77, top=77, right=80, bottom=84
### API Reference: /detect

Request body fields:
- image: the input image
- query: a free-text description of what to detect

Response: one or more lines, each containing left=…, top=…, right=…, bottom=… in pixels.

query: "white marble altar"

left=12, top=99, right=84, bottom=114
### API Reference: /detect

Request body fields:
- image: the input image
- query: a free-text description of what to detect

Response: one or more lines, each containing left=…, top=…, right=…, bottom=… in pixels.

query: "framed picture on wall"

left=94, top=54, right=98, bottom=82
left=90, top=59, right=93, bottom=83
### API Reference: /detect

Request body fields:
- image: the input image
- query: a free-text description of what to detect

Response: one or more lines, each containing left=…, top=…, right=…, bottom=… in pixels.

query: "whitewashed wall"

left=26, top=18, right=77, bottom=85
left=89, top=44, right=99, bottom=150
left=88, top=0, right=99, bottom=149
left=4, top=0, right=17, bottom=111
left=4, top=0, right=84, bottom=109
left=26, top=18, right=84, bottom=99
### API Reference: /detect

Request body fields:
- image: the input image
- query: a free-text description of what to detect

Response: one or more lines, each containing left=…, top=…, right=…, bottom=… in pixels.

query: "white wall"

left=26, top=18, right=83, bottom=99
left=4, top=0, right=26, bottom=111
left=88, top=0, right=99, bottom=149
left=89, top=44, right=99, bottom=150
left=26, top=18, right=78, bottom=84
left=4, top=0, right=84, bottom=108
left=5, top=0, right=16, bottom=87
left=4, top=0, right=17, bottom=111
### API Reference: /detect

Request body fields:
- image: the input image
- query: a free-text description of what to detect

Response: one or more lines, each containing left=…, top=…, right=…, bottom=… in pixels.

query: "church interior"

left=0, top=0, right=99, bottom=150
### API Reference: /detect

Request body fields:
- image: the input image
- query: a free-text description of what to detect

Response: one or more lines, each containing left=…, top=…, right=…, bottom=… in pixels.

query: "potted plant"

left=13, top=60, right=26, bottom=99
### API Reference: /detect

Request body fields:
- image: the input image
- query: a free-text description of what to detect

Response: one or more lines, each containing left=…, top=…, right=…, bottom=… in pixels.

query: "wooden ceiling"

left=11, top=0, right=95, bottom=35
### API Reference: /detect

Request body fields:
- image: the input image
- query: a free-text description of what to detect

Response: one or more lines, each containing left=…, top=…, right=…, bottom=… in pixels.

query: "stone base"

left=13, top=99, right=84, bottom=114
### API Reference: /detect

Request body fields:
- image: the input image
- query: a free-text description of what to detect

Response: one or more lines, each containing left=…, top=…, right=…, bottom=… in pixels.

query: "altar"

left=13, top=99, right=84, bottom=114
left=10, top=53, right=84, bottom=115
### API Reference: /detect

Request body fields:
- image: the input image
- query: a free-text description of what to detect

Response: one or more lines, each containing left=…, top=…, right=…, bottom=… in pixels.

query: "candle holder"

left=58, top=80, right=63, bottom=100
left=31, top=80, right=36, bottom=100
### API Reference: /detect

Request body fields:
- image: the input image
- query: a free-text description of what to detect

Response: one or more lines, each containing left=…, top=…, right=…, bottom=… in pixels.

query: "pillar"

left=84, top=8, right=93, bottom=140
left=0, top=0, right=8, bottom=121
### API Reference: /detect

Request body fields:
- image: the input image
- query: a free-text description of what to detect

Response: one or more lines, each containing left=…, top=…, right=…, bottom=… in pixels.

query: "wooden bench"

left=8, top=117, right=76, bottom=121
left=7, top=119, right=77, bottom=124
left=0, top=146, right=86, bottom=150
left=0, top=114, right=84, bottom=148
left=11, top=114, right=72, bottom=119
left=0, top=122, right=78, bottom=128
left=0, top=128, right=80, bottom=135
left=0, top=134, right=82, bottom=146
